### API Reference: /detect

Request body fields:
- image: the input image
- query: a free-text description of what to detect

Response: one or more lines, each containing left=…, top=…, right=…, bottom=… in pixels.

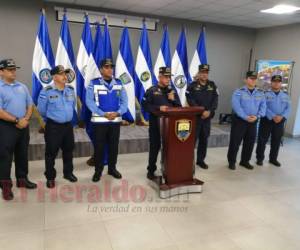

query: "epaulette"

left=45, top=85, right=53, bottom=91
left=66, top=85, right=74, bottom=90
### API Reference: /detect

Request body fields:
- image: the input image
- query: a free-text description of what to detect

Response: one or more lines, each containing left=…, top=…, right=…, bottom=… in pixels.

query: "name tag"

left=98, top=90, right=107, bottom=95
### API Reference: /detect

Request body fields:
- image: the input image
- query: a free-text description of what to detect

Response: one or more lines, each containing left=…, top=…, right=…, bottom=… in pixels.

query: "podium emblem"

left=175, top=119, right=192, bottom=142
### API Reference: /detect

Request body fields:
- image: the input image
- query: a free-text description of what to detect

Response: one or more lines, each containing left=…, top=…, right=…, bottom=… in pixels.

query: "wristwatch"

left=15, top=118, right=19, bottom=124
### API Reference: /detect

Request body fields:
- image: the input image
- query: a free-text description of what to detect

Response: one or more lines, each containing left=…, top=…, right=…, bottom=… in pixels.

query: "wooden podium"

left=150, top=106, right=205, bottom=198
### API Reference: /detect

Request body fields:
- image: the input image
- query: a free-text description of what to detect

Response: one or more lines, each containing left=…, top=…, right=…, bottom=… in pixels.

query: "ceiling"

left=45, top=0, right=300, bottom=28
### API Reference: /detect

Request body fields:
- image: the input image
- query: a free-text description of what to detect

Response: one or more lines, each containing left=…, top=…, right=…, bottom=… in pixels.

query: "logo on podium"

left=175, top=119, right=192, bottom=142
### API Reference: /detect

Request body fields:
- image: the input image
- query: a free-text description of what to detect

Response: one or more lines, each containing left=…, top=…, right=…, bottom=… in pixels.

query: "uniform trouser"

left=227, top=116, right=257, bottom=164
left=147, top=119, right=161, bottom=174
left=44, top=120, right=74, bottom=180
left=256, top=117, right=284, bottom=162
left=0, top=120, right=29, bottom=187
left=196, top=118, right=211, bottom=163
left=93, top=123, right=120, bottom=174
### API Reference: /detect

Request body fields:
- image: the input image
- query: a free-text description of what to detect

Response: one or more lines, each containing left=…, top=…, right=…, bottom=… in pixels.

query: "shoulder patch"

left=66, top=85, right=74, bottom=90
left=45, top=86, right=53, bottom=91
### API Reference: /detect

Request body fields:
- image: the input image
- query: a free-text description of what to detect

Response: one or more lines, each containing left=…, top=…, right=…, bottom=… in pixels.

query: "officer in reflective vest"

left=86, top=59, right=128, bottom=182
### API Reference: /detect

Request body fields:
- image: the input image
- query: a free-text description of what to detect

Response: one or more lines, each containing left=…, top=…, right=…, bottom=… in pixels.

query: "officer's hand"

left=110, top=112, right=120, bottom=120
left=247, top=116, right=256, bottom=123
left=17, top=118, right=29, bottom=129
left=104, top=112, right=112, bottom=120
left=273, top=115, right=283, bottom=123
left=160, top=106, right=169, bottom=112
left=167, top=91, right=175, bottom=101
left=201, top=111, right=211, bottom=119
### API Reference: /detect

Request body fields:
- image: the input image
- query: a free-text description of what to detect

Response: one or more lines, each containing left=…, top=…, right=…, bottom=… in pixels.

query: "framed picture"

left=255, top=60, right=294, bottom=92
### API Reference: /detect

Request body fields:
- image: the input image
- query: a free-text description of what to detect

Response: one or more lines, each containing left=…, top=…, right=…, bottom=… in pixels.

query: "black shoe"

left=2, top=188, right=14, bottom=201
left=64, top=174, right=78, bottom=183
left=240, top=162, right=254, bottom=170
left=228, top=163, right=236, bottom=170
left=269, top=159, right=281, bottom=167
left=16, top=178, right=37, bottom=189
left=147, top=172, right=158, bottom=180
left=92, top=171, right=102, bottom=182
left=197, top=161, right=209, bottom=169
left=86, top=156, right=95, bottom=167
left=108, top=169, right=122, bottom=179
left=46, top=180, right=55, bottom=189
left=256, top=160, right=263, bottom=166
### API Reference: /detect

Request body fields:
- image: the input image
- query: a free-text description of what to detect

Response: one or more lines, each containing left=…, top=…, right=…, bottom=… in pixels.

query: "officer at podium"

left=142, top=67, right=181, bottom=180
left=186, top=64, right=219, bottom=169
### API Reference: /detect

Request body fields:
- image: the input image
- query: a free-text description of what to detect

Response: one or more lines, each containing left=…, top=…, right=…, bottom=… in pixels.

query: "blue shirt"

left=0, top=79, right=33, bottom=118
left=265, top=90, right=291, bottom=120
left=86, top=78, right=128, bottom=123
left=232, top=86, right=266, bottom=121
left=37, top=84, right=76, bottom=123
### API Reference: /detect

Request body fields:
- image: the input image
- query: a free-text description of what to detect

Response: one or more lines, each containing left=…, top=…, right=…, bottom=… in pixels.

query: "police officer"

left=37, top=65, right=78, bottom=188
left=186, top=64, right=218, bottom=169
left=86, top=59, right=128, bottom=182
left=0, top=59, right=37, bottom=200
left=142, top=67, right=181, bottom=180
left=227, top=71, right=266, bottom=170
left=256, top=75, right=291, bottom=167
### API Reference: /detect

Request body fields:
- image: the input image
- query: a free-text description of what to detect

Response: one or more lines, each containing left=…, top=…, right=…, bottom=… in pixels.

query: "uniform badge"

left=174, top=75, right=187, bottom=89
left=140, top=71, right=150, bottom=82
left=119, top=72, right=131, bottom=85
left=39, top=68, right=52, bottom=84
left=66, top=69, right=76, bottom=83
left=207, top=85, right=213, bottom=91
left=175, top=119, right=192, bottom=142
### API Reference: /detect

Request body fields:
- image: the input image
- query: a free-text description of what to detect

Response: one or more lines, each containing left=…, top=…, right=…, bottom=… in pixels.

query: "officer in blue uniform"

left=38, top=65, right=78, bottom=188
left=86, top=59, right=128, bottom=182
left=142, top=67, right=181, bottom=180
left=186, top=64, right=219, bottom=169
left=0, top=59, right=37, bottom=201
left=227, top=71, right=266, bottom=170
left=256, top=75, right=291, bottom=167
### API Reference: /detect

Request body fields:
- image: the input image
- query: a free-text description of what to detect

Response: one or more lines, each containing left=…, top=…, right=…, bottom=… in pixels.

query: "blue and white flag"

left=55, top=12, right=78, bottom=124
left=153, top=25, right=171, bottom=84
left=135, top=22, right=155, bottom=122
left=171, top=29, right=191, bottom=106
left=189, top=27, right=207, bottom=80
left=76, top=14, right=94, bottom=107
left=103, top=18, right=113, bottom=60
left=32, top=10, right=55, bottom=105
left=115, top=27, right=135, bottom=123
left=84, top=23, right=102, bottom=93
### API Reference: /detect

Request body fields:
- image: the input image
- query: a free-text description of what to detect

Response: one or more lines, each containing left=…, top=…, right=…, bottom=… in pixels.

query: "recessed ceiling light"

left=261, top=4, right=300, bottom=14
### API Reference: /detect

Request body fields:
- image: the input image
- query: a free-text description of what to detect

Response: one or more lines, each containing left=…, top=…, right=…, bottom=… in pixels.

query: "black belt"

left=0, top=119, right=16, bottom=126
left=46, top=118, right=72, bottom=126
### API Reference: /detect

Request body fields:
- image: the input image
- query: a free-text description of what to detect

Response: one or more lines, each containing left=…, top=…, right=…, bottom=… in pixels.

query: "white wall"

left=0, top=0, right=256, bottom=120
left=254, top=23, right=300, bottom=136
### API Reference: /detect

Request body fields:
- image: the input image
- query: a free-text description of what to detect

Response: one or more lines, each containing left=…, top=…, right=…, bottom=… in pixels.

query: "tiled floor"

left=1, top=138, right=300, bottom=250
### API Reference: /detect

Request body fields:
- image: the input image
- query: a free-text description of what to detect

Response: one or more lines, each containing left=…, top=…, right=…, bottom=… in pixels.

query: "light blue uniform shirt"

left=37, top=85, right=75, bottom=123
left=232, top=86, right=266, bottom=121
left=0, top=79, right=33, bottom=118
left=265, top=90, right=291, bottom=120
